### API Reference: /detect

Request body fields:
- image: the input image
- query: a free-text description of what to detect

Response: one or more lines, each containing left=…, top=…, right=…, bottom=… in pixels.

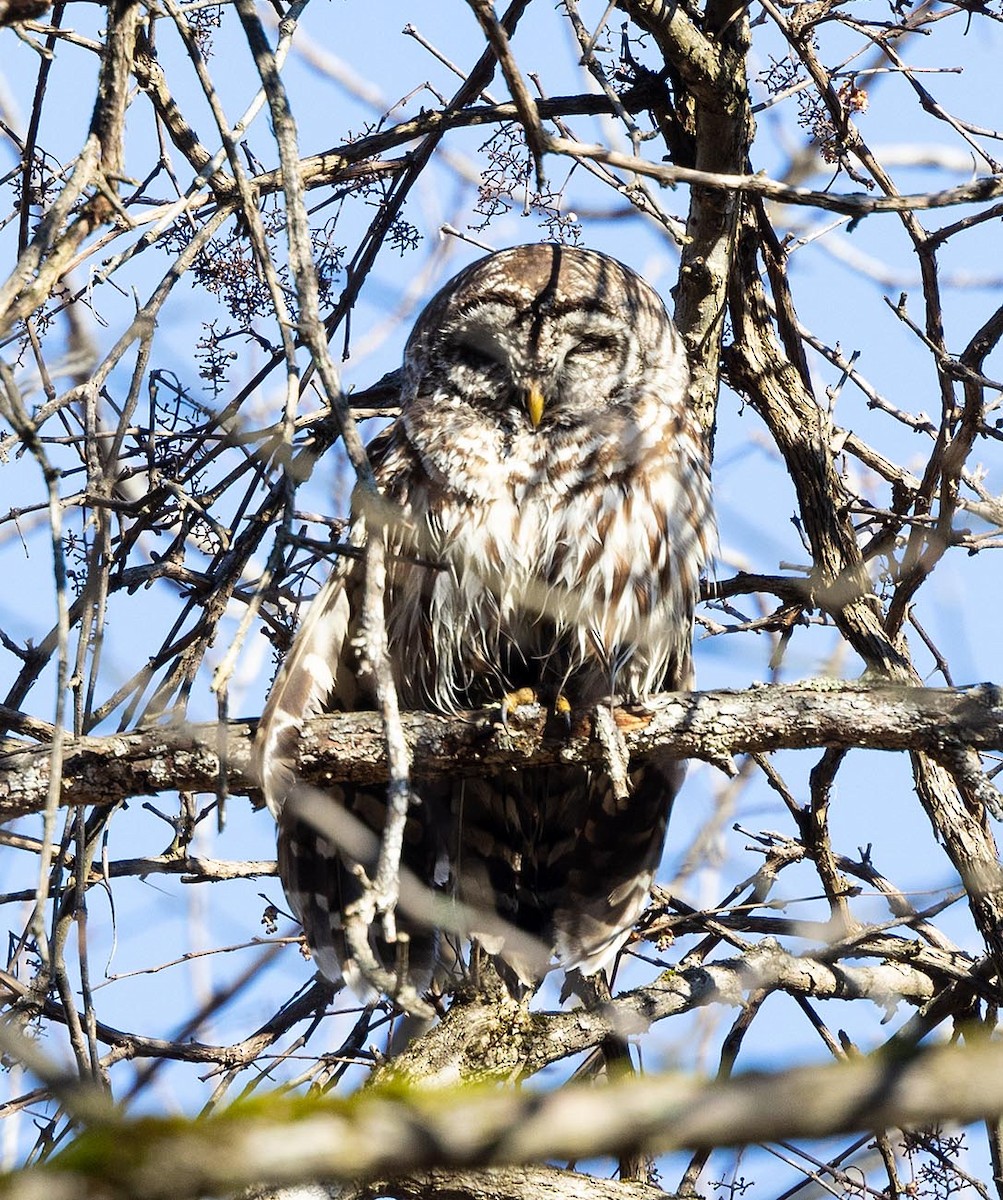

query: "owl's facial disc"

left=434, top=298, right=637, bottom=433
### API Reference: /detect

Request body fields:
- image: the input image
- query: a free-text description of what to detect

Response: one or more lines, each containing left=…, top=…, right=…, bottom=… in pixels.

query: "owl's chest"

left=425, top=466, right=671, bottom=634
left=386, top=450, right=687, bottom=708
left=436, top=473, right=591, bottom=588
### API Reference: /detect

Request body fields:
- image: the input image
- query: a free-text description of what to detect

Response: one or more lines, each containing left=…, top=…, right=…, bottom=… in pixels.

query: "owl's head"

left=401, top=244, right=688, bottom=437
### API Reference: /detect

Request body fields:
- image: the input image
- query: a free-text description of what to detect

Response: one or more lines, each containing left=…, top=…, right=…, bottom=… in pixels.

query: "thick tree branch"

left=383, top=938, right=942, bottom=1088
left=3, top=682, right=1003, bottom=821
left=345, top=1166, right=674, bottom=1200
left=9, top=1037, right=1003, bottom=1199
left=616, top=0, right=753, bottom=436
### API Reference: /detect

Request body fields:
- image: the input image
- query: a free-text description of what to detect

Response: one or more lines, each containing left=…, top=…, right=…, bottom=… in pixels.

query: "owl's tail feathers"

left=551, top=752, right=685, bottom=978
left=277, top=782, right=554, bottom=1008
left=551, top=872, right=655, bottom=978
left=466, top=927, right=546, bottom=995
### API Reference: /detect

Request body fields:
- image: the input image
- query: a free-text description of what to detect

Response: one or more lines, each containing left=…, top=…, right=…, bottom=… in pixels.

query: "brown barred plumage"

left=257, top=244, right=713, bottom=997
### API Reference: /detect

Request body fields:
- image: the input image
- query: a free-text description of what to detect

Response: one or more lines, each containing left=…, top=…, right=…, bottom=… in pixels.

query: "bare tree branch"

left=9, top=1037, right=1003, bottom=1200
left=3, top=682, right=1003, bottom=819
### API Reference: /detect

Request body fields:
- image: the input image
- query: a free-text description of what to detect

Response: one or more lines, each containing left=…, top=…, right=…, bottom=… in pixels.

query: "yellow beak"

left=525, top=383, right=545, bottom=428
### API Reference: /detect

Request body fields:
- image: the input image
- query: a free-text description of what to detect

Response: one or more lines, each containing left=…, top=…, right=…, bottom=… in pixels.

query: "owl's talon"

left=500, top=687, right=540, bottom=725
left=499, top=689, right=571, bottom=728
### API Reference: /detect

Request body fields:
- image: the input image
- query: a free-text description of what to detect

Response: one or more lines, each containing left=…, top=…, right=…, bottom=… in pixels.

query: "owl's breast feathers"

left=379, top=391, right=712, bottom=711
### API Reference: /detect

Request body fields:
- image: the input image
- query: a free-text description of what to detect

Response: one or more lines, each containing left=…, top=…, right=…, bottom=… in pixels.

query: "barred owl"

left=257, top=244, right=713, bottom=997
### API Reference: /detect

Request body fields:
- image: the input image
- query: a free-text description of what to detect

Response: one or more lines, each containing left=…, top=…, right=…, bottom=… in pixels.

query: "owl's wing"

left=258, top=552, right=443, bottom=996
left=256, top=548, right=368, bottom=988
left=256, top=556, right=356, bottom=822
left=258, top=423, right=403, bottom=815
left=256, top=433, right=442, bottom=997
left=551, top=752, right=685, bottom=975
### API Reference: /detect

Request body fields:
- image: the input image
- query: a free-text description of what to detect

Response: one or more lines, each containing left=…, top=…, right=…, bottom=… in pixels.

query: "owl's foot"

left=500, top=687, right=540, bottom=723
left=500, top=688, right=572, bottom=731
